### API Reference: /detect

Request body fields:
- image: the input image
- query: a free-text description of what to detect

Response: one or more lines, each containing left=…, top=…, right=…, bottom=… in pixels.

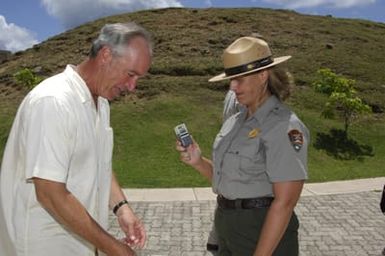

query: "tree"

left=312, top=68, right=371, bottom=136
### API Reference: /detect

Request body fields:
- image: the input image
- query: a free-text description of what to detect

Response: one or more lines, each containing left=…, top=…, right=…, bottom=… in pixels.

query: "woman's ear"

left=258, top=69, right=269, bottom=83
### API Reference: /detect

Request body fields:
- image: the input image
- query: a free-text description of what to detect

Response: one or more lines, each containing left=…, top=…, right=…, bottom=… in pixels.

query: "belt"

left=217, top=195, right=273, bottom=209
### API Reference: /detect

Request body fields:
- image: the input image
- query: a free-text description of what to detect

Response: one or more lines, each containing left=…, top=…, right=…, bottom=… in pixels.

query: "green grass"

left=0, top=99, right=18, bottom=159
left=301, top=109, right=385, bottom=182
left=108, top=77, right=385, bottom=188
left=111, top=87, right=223, bottom=188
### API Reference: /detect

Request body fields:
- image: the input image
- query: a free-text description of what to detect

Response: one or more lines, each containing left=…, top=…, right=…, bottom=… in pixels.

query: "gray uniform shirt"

left=212, top=95, right=309, bottom=199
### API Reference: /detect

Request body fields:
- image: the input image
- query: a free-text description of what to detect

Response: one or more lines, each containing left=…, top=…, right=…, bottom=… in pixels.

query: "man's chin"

left=108, top=92, right=132, bottom=102
left=100, top=92, right=117, bottom=101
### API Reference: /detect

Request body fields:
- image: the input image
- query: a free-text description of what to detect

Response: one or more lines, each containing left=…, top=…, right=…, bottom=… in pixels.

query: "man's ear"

left=97, top=46, right=113, bottom=65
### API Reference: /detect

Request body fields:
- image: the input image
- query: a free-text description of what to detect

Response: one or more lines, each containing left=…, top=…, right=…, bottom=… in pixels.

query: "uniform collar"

left=250, top=95, right=281, bottom=124
left=65, top=65, right=93, bottom=104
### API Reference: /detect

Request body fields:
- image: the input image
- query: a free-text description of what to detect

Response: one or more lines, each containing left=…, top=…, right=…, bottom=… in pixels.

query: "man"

left=0, top=22, right=152, bottom=256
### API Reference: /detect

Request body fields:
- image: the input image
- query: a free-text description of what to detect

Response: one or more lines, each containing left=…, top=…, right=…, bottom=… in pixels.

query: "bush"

left=13, top=68, right=43, bottom=90
left=312, top=68, right=371, bottom=135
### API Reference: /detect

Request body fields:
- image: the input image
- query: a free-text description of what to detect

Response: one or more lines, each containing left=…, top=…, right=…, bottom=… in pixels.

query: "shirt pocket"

left=237, top=138, right=265, bottom=176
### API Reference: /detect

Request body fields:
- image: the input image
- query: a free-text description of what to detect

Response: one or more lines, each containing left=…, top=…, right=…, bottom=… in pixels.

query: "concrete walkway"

left=108, top=177, right=385, bottom=255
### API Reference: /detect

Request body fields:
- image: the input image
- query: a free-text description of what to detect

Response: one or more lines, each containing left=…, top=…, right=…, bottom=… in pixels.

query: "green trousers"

left=215, top=207, right=299, bottom=256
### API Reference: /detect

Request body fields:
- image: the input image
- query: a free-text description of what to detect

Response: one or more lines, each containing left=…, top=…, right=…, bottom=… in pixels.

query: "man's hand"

left=116, top=206, right=146, bottom=249
left=107, top=240, right=137, bottom=256
left=33, top=178, right=137, bottom=256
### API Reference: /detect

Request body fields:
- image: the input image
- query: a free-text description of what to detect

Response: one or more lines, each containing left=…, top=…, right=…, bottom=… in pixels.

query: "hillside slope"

left=0, top=8, right=384, bottom=187
left=1, top=7, right=385, bottom=110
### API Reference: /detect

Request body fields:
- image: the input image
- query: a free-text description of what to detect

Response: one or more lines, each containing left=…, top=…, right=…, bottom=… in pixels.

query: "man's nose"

left=125, top=77, right=138, bottom=92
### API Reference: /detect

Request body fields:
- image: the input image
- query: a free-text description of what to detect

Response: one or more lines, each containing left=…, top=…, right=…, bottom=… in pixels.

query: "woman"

left=176, top=36, right=309, bottom=255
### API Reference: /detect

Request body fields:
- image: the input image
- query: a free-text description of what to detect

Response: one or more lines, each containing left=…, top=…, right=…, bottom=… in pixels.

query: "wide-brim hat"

left=209, top=36, right=291, bottom=82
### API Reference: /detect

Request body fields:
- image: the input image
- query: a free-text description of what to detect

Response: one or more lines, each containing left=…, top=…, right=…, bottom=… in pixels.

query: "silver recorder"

left=174, top=123, right=193, bottom=147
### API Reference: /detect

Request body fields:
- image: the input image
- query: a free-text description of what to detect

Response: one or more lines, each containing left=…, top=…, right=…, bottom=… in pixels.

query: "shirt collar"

left=251, top=95, right=281, bottom=124
left=65, top=64, right=93, bottom=104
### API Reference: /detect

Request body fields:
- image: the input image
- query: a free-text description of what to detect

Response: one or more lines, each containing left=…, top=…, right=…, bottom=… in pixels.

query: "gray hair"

left=89, top=22, right=153, bottom=58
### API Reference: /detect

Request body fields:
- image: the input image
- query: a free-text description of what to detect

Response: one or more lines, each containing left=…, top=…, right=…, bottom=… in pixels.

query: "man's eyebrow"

left=128, top=70, right=149, bottom=78
left=127, top=70, right=140, bottom=76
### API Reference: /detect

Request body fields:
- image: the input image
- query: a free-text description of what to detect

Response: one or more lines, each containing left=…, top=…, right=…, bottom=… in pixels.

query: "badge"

left=288, top=129, right=303, bottom=152
left=248, top=128, right=260, bottom=138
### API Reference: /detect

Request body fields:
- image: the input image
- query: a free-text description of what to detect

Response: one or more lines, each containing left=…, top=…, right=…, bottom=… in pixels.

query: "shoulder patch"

left=288, top=129, right=303, bottom=152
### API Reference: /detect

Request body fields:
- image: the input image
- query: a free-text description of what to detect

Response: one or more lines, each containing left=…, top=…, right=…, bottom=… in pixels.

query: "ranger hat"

left=209, top=36, right=291, bottom=82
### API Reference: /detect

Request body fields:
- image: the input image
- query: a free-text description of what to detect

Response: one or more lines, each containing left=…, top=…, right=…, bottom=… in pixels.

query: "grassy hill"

left=0, top=8, right=384, bottom=188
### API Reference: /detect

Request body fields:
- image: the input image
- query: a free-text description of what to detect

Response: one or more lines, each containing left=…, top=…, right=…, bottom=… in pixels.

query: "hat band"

left=224, top=56, right=273, bottom=77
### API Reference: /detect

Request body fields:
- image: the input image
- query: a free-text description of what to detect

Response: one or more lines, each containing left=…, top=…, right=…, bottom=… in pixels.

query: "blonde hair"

left=267, top=66, right=294, bottom=101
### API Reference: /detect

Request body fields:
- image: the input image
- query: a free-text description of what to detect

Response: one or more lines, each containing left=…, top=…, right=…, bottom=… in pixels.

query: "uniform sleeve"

left=23, top=97, right=75, bottom=183
left=264, top=118, right=309, bottom=182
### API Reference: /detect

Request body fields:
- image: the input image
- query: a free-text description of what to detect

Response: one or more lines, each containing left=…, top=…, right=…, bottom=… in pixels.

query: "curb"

left=123, top=177, right=385, bottom=202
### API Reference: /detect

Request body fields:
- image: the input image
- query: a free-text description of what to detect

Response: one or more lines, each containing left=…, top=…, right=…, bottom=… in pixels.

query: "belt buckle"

left=234, top=199, right=242, bottom=209
left=241, top=198, right=256, bottom=209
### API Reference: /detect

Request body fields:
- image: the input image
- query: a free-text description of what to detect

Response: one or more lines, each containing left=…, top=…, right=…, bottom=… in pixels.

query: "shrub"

left=13, top=68, right=43, bottom=90
left=312, top=68, right=371, bottom=136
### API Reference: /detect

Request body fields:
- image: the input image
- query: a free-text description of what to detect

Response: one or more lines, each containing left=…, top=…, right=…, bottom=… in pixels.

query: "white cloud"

left=204, top=0, right=213, bottom=7
left=41, top=0, right=184, bottom=29
left=0, top=15, right=38, bottom=52
left=261, top=0, right=376, bottom=9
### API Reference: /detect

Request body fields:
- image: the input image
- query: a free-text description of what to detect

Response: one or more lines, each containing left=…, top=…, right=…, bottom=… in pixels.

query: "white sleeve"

left=23, top=97, right=75, bottom=183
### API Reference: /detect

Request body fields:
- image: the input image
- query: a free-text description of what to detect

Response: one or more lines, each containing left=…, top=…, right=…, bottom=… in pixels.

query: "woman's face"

left=229, top=70, right=269, bottom=112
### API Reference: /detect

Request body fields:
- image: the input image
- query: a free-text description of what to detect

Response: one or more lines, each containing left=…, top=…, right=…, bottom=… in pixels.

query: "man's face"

left=99, top=37, right=151, bottom=100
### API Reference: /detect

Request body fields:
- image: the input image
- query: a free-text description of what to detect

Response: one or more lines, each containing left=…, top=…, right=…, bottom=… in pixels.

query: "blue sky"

left=0, top=0, right=384, bottom=52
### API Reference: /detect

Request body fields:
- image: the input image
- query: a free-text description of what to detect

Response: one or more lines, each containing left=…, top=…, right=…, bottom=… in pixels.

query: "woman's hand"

left=175, top=137, right=214, bottom=181
left=175, top=137, right=202, bottom=167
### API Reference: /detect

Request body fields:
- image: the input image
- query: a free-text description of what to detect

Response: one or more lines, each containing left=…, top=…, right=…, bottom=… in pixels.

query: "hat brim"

left=209, top=56, right=291, bottom=82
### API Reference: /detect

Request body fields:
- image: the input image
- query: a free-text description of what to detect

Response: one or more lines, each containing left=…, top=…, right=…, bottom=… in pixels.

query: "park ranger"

left=176, top=36, right=309, bottom=255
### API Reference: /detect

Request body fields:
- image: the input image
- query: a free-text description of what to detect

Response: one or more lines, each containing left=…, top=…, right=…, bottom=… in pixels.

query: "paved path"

left=108, top=177, right=385, bottom=255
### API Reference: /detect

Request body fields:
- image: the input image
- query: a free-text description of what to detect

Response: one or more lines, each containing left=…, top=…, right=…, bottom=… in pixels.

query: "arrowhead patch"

left=288, top=129, right=303, bottom=152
